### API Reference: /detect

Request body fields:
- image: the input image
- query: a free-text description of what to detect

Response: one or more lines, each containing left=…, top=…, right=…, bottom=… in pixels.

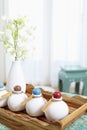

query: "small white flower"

left=0, top=16, right=36, bottom=61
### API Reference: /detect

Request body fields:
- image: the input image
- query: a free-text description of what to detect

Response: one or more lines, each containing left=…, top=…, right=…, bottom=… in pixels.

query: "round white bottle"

left=26, top=88, right=47, bottom=117
left=7, top=85, right=28, bottom=112
left=45, top=91, right=69, bottom=121
left=0, top=82, right=8, bottom=107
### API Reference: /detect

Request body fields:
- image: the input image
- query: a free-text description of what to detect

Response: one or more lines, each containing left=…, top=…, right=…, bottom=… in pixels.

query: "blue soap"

left=32, top=88, right=41, bottom=95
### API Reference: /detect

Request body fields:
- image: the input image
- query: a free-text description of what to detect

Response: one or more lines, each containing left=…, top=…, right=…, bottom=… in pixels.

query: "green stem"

left=14, top=21, right=18, bottom=61
left=14, top=40, right=18, bottom=61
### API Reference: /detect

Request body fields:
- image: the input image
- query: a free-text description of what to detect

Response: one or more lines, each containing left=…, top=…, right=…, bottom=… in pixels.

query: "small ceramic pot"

left=7, top=85, right=28, bottom=112
left=0, top=82, right=8, bottom=107
left=44, top=91, right=69, bottom=121
left=26, top=88, right=47, bottom=117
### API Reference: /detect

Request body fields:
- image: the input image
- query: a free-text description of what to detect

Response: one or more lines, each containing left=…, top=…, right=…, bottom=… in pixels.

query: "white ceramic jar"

left=7, top=85, right=28, bottom=112
left=44, top=91, right=69, bottom=121
left=0, top=82, right=8, bottom=107
left=26, top=88, right=47, bottom=117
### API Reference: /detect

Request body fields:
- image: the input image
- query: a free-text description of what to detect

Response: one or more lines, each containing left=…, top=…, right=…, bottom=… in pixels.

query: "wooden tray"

left=0, top=84, right=87, bottom=130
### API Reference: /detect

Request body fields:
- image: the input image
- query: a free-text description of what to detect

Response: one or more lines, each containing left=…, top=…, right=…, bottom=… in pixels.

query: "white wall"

left=0, top=0, right=6, bottom=82
left=1, top=0, right=87, bottom=86
left=0, top=44, right=6, bottom=82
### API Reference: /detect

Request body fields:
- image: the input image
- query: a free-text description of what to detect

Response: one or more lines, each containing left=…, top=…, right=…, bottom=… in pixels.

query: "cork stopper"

left=0, top=82, right=5, bottom=91
left=52, top=91, right=62, bottom=101
left=32, top=88, right=42, bottom=97
left=13, top=85, right=22, bottom=94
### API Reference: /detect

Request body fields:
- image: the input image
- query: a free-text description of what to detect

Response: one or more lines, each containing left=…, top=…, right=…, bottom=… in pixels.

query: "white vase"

left=7, top=61, right=26, bottom=93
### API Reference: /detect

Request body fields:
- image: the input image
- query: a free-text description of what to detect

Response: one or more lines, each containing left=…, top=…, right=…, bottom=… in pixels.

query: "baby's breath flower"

left=0, top=16, right=36, bottom=61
